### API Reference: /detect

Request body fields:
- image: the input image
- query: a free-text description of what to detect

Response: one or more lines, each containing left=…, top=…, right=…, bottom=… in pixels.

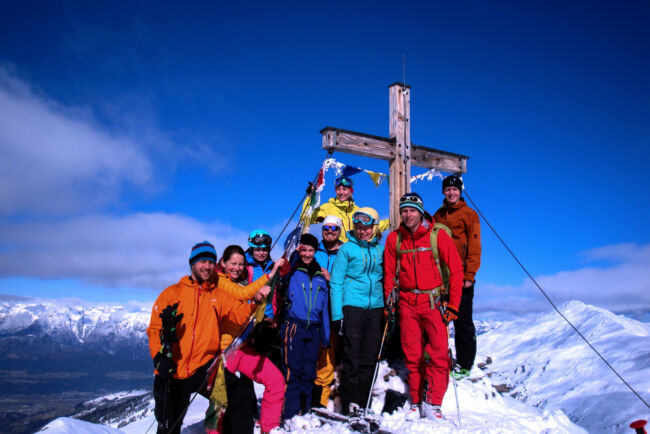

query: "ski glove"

left=442, top=305, right=459, bottom=324
left=159, top=303, right=183, bottom=347
left=306, top=182, right=315, bottom=195
left=154, top=353, right=176, bottom=381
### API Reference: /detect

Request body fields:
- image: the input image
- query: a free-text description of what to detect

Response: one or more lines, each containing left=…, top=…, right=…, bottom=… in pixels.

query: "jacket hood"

left=328, top=197, right=356, bottom=211
left=180, top=275, right=216, bottom=293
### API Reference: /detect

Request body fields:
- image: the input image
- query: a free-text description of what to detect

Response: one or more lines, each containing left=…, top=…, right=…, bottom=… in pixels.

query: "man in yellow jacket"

left=302, top=176, right=390, bottom=242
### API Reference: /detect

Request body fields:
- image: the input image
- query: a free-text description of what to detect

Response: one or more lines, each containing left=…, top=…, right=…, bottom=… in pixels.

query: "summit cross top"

left=320, top=83, right=470, bottom=230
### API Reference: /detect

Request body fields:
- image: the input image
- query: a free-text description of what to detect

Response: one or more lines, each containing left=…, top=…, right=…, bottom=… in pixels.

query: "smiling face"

left=221, top=252, right=245, bottom=281
left=335, top=185, right=352, bottom=202
left=322, top=224, right=341, bottom=243
left=191, top=259, right=215, bottom=283
left=400, top=207, right=422, bottom=233
left=298, top=244, right=315, bottom=264
left=443, top=186, right=461, bottom=205
left=354, top=222, right=374, bottom=241
left=252, top=247, right=269, bottom=263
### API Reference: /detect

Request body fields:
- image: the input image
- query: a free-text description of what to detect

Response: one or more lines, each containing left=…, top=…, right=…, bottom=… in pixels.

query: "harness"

left=394, top=223, right=452, bottom=309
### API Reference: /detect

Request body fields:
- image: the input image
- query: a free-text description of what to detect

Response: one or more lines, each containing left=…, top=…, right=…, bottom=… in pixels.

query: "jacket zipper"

left=186, top=286, right=202, bottom=377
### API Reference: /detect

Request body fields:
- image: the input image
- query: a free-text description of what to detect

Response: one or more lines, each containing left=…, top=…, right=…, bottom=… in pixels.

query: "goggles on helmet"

left=335, top=176, right=353, bottom=188
left=352, top=211, right=376, bottom=226
left=248, top=233, right=272, bottom=248
left=400, top=194, right=423, bottom=206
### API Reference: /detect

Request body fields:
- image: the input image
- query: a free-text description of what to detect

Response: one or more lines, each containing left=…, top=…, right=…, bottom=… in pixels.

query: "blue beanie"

left=399, top=192, right=425, bottom=215
left=189, top=241, right=217, bottom=266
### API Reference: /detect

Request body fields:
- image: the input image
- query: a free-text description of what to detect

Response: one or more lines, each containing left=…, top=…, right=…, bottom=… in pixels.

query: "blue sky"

left=0, top=1, right=648, bottom=316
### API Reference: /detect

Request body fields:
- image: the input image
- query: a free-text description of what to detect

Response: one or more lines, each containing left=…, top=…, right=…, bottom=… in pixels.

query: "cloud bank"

left=0, top=68, right=154, bottom=215
left=476, top=242, right=650, bottom=317
left=0, top=213, right=249, bottom=290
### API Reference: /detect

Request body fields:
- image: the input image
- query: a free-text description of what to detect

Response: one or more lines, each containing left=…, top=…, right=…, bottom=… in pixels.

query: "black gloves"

left=154, top=353, right=176, bottom=381
left=333, top=319, right=343, bottom=336
left=159, top=303, right=183, bottom=350
left=306, top=182, right=315, bottom=195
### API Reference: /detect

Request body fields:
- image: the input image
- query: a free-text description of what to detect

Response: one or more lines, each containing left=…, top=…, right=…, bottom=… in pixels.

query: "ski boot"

left=421, top=402, right=443, bottom=420
left=452, top=366, right=471, bottom=380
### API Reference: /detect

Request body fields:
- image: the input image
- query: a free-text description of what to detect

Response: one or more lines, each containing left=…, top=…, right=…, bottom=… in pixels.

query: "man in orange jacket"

left=433, top=175, right=482, bottom=379
left=147, top=241, right=277, bottom=434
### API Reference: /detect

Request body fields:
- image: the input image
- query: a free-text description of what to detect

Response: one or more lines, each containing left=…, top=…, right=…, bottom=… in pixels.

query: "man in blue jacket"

left=312, top=215, right=344, bottom=408
left=279, top=233, right=331, bottom=421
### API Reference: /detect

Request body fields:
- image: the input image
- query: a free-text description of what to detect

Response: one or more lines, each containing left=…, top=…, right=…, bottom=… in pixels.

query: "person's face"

left=443, top=186, right=461, bottom=205
left=298, top=244, right=316, bottom=264
left=400, top=207, right=422, bottom=232
left=252, top=247, right=269, bottom=262
left=322, top=224, right=341, bottom=243
left=191, top=259, right=215, bottom=283
left=335, top=185, right=352, bottom=202
left=222, top=253, right=245, bottom=281
left=354, top=222, right=374, bottom=241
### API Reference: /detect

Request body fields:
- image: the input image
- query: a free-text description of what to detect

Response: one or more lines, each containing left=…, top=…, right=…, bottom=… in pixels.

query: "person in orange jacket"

left=146, top=241, right=283, bottom=434
left=383, top=193, right=464, bottom=420
left=433, top=175, right=481, bottom=378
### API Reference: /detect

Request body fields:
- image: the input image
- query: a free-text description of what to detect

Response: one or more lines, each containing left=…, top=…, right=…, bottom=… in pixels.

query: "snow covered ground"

left=39, top=300, right=649, bottom=433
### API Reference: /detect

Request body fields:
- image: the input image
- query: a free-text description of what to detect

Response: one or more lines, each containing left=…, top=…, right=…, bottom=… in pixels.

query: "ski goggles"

left=335, top=176, right=353, bottom=188
left=400, top=195, right=423, bottom=206
left=352, top=212, right=377, bottom=226
left=322, top=225, right=340, bottom=232
left=249, top=233, right=272, bottom=248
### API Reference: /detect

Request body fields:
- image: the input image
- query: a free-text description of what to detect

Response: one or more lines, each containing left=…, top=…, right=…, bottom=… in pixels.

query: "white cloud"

left=0, top=212, right=249, bottom=290
left=0, top=68, right=154, bottom=215
left=476, top=242, right=650, bottom=316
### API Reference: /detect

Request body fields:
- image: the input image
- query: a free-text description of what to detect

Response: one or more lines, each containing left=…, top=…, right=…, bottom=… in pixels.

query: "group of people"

left=147, top=174, right=481, bottom=433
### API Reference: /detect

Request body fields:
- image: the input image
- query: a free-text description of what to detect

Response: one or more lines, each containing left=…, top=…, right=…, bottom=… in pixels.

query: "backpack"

left=394, top=223, right=453, bottom=303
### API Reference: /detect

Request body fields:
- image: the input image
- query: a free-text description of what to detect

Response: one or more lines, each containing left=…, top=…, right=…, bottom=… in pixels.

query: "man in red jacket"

left=383, top=192, right=463, bottom=420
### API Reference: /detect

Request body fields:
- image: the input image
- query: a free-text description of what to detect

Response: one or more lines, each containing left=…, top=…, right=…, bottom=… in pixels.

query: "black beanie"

left=299, top=233, right=319, bottom=250
left=442, top=174, right=463, bottom=193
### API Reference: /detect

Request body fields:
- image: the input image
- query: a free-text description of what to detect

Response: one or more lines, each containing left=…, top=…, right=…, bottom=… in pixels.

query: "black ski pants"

left=339, top=306, right=382, bottom=414
left=153, top=361, right=210, bottom=434
left=222, top=368, right=257, bottom=434
left=453, top=282, right=477, bottom=370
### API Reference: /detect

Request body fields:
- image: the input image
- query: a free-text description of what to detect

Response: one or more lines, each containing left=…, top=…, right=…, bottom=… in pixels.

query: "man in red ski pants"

left=383, top=192, right=463, bottom=420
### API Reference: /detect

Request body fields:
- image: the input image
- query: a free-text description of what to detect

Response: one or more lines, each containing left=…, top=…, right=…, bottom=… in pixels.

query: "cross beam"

left=320, top=83, right=470, bottom=229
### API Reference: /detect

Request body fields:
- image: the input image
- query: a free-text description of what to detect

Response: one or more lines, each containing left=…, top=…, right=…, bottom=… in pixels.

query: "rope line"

left=270, top=149, right=333, bottom=251
left=463, top=188, right=650, bottom=409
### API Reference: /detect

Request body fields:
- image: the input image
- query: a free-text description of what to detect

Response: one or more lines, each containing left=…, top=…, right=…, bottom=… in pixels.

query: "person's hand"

left=257, top=285, right=271, bottom=300
left=321, top=268, right=331, bottom=281
left=271, top=258, right=286, bottom=275
left=306, top=182, right=315, bottom=195
left=154, top=353, right=176, bottom=381
left=263, top=317, right=277, bottom=328
left=463, top=280, right=473, bottom=288
left=442, top=306, right=459, bottom=324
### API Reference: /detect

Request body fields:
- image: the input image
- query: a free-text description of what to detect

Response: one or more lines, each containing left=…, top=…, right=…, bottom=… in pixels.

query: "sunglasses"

left=352, top=212, right=376, bottom=226
left=322, top=225, right=340, bottom=232
left=335, top=177, right=353, bottom=187
left=400, top=195, right=423, bottom=206
left=249, top=234, right=272, bottom=248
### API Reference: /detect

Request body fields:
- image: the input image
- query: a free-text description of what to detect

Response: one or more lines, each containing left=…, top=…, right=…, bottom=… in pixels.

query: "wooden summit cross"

left=321, top=82, right=470, bottom=230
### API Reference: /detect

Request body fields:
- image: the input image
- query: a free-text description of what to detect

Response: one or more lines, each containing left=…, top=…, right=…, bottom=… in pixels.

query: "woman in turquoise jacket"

left=329, top=207, right=384, bottom=416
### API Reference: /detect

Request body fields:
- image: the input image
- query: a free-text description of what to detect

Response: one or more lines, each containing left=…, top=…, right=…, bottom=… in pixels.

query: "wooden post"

left=321, top=84, right=469, bottom=232
left=388, top=83, right=411, bottom=230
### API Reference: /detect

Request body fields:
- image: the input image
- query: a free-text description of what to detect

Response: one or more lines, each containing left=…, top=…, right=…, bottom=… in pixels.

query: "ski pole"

left=446, top=324, right=461, bottom=427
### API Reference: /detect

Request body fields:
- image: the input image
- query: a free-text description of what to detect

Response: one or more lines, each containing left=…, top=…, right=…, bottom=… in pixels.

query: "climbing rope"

left=463, top=188, right=650, bottom=409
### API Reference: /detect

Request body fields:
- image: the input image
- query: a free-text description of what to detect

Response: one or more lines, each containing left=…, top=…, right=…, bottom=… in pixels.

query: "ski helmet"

left=248, top=229, right=272, bottom=249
